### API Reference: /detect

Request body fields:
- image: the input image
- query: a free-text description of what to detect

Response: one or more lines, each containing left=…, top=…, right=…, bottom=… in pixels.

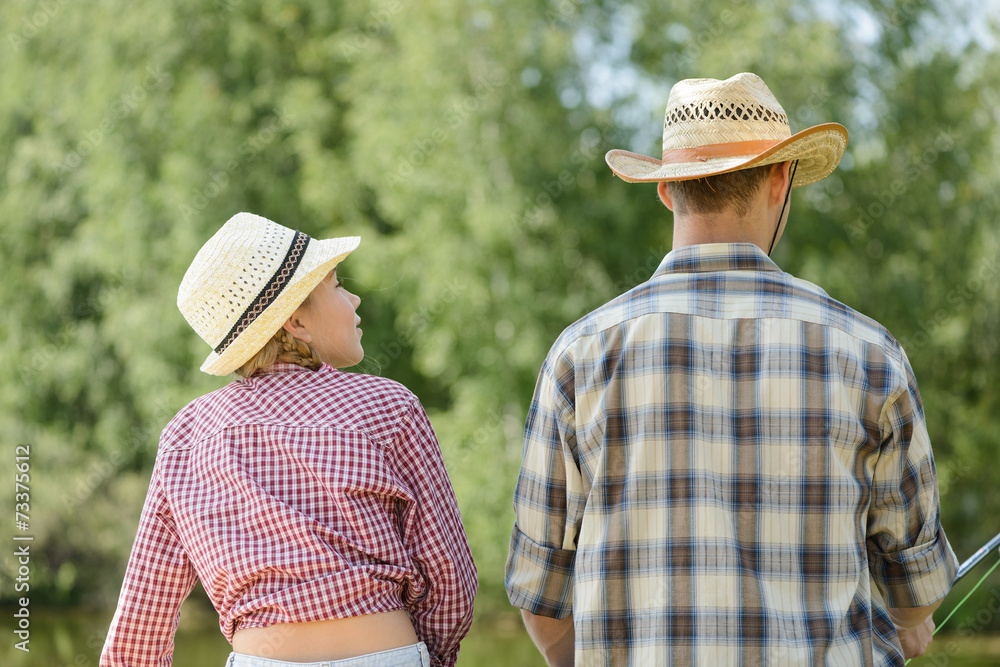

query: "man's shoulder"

left=564, top=293, right=627, bottom=336
left=542, top=282, right=660, bottom=366
left=782, top=273, right=904, bottom=358
left=544, top=269, right=908, bottom=368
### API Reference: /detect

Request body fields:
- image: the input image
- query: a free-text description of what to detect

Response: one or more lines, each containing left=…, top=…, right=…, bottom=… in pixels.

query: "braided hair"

left=235, top=326, right=323, bottom=378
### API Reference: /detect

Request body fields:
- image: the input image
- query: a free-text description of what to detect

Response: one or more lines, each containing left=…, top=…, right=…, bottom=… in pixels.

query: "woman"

left=101, top=212, right=478, bottom=667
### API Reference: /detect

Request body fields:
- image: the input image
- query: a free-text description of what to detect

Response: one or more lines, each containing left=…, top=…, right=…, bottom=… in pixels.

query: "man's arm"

left=521, top=610, right=574, bottom=667
left=866, top=355, right=958, bottom=661
left=888, top=600, right=943, bottom=659
left=507, top=356, right=581, bottom=665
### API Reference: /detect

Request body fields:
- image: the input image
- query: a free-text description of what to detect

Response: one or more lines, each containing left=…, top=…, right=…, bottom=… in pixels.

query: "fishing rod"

left=903, top=529, right=1000, bottom=664
left=930, top=529, right=1000, bottom=633
left=954, top=530, right=1000, bottom=583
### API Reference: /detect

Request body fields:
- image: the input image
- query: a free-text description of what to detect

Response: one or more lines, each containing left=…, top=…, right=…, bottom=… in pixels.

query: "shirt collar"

left=653, top=242, right=783, bottom=277
left=252, top=361, right=328, bottom=376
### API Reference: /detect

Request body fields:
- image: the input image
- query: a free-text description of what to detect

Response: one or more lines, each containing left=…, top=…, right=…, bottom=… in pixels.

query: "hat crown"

left=663, top=73, right=791, bottom=151
left=178, top=212, right=302, bottom=350
left=604, top=71, right=847, bottom=186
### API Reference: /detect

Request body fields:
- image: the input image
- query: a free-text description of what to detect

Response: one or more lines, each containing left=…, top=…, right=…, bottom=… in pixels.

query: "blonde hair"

left=235, top=295, right=322, bottom=377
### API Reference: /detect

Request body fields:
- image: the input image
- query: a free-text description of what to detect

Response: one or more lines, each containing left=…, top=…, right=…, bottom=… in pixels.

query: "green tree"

left=1, top=1, right=999, bottom=664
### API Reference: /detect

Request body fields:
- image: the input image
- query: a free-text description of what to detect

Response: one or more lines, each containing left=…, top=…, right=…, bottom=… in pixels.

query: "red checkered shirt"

left=101, top=363, right=478, bottom=667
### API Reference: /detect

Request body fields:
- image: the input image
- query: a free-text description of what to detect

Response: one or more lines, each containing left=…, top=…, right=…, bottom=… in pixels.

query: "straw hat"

left=605, top=73, right=847, bottom=187
left=178, top=212, right=360, bottom=376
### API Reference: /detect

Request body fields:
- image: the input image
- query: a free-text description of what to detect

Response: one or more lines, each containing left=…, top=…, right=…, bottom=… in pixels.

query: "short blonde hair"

left=235, top=295, right=322, bottom=378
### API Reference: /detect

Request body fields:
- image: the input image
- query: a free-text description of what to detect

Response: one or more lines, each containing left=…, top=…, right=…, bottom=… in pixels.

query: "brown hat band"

left=660, top=139, right=780, bottom=164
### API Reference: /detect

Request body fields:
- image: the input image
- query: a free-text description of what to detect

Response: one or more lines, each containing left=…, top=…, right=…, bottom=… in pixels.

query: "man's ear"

left=282, top=312, right=312, bottom=344
left=657, top=181, right=675, bottom=210
left=768, top=162, right=793, bottom=207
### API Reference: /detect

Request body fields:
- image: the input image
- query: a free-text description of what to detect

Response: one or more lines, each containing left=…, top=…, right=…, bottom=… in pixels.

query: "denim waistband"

left=225, top=642, right=430, bottom=667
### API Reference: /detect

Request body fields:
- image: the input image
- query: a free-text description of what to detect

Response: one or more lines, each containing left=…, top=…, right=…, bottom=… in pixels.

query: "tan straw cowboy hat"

left=605, top=72, right=848, bottom=186
left=178, top=212, right=360, bottom=376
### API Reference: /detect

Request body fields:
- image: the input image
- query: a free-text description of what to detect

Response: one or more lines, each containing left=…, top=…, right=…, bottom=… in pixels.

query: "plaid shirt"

left=506, top=243, right=956, bottom=666
left=102, top=363, right=477, bottom=667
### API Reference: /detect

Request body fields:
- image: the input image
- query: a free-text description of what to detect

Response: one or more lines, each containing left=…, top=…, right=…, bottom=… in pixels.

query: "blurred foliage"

left=1, top=0, right=999, bottom=653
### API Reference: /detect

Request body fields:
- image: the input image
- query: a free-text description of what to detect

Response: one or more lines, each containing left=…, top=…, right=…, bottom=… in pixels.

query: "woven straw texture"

left=605, top=73, right=847, bottom=186
left=177, top=212, right=359, bottom=376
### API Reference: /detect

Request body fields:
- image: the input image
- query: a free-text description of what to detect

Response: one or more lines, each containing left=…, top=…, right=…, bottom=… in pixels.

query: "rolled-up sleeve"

left=392, top=399, right=478, bottom=667
left=101, top=468, right=197, bottom=666
left=506, top=355, right=580, bottom=619
left=867, top=357, right=957, bottom=608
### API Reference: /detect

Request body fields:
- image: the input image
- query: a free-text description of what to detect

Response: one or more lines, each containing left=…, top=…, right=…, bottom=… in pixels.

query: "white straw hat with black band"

left=178, top=212, right=360, bottom=376
left=605, top=72, right=848, bottom=187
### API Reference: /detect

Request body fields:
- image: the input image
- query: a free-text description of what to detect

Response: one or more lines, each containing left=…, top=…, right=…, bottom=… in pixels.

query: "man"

left=505, top=73, right=956, bottom=665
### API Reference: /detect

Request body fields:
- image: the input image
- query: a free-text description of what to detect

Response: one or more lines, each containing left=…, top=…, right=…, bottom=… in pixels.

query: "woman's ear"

left=281, top=310, right=313, bottom=344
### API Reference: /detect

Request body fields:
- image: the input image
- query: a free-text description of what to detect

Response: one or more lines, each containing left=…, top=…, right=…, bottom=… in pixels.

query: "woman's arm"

left=100, top=469, right=197, bottom=667
left=391, top=399, right=478, bottom=667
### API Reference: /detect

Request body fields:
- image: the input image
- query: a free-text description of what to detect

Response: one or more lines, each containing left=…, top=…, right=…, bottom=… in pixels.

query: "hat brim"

left=605, top=123, right=848, bottom=188
left=199, top=236, right=360, bottom=376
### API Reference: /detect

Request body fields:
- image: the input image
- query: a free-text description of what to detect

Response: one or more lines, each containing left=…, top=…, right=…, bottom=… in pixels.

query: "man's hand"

left=894, top=614, right=935, bottom=659
left=888, top=601, right=941, bottom=659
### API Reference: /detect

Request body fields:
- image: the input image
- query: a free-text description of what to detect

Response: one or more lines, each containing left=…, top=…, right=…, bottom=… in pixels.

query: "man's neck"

left=671, top=212, right=771, bottom=252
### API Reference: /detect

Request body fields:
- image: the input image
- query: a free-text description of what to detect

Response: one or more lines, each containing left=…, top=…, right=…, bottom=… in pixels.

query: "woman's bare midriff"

left=232, top=610, right=418, bottom=662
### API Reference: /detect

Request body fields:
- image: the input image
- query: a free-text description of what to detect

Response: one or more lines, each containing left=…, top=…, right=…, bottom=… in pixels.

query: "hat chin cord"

left=767, top=159, right=799, bottom=256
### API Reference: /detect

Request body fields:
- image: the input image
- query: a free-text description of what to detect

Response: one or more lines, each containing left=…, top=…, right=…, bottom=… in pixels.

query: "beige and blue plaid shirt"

left=507, top=243, right=956, bottom=666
